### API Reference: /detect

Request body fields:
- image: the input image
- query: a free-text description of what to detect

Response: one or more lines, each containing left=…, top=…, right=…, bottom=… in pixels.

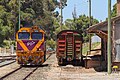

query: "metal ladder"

left=66, top=34, right=73, bottom=61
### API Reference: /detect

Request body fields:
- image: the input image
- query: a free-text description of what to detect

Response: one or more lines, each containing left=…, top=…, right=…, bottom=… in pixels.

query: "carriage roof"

left=57, top=30, right=82, bottom=38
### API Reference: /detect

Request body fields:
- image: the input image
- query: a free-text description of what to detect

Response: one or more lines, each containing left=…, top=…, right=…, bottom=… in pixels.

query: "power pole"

left=72, top=4, right=77, bottom=29
left=59, top=0, right=67, bottom=31
left=18, top=0, right=21, bottom=30
left=89, top=0, right=92, bottom=52
left=107, top=0, right=112, bottom=74
left=60, top=0, right=63, bottom=31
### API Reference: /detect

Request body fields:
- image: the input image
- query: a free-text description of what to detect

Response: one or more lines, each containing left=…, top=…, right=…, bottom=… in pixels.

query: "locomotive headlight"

left=39, top=48, right=41, bottom=51
left=36, top=47, right=41, bottom=51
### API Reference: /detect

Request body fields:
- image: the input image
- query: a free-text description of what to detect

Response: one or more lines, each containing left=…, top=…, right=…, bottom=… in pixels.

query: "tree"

left=0, top=0, right=62, bottom=46
left=65, top=19, right=75, bottom=30
left=111, top=3, right=117, bottom=18
left=64, top=14, right=99, bottom=42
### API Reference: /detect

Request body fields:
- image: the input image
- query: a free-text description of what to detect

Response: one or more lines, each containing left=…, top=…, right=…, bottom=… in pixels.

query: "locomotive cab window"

left=18, top=32, right=30, bottom=39
left=31, top=32, right=43, bottom=39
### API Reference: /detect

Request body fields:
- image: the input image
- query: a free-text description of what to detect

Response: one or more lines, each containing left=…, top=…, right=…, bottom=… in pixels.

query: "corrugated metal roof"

left=87, top=15, right=120, bottom=32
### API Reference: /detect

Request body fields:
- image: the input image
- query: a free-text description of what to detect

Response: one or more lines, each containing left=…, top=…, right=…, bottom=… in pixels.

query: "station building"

left=86, top=0, right=120, bottom=70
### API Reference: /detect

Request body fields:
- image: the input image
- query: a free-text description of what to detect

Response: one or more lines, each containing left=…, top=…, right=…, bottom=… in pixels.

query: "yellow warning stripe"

left=18, top=40, right=29, bottom=51
left=32, top=39, right=44, bottom=51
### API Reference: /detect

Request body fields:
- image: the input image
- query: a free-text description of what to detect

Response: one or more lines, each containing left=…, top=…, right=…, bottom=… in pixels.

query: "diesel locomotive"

left=16, top=26, right=46, bottom=65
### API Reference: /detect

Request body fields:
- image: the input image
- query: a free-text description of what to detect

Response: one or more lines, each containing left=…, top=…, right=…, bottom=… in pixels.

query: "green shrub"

left=2, top=40, right=15, bottom=48
left=46, top=39, right=56, bottom=49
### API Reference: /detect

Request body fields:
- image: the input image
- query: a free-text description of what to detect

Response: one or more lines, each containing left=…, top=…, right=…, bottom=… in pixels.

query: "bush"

left=46, top=39, right=56, bottom=49
left=2, top=40, right=15, bottom=48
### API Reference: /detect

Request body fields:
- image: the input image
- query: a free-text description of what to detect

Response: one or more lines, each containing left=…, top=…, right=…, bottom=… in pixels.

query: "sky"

left=56, top=0, right=116, bottom=22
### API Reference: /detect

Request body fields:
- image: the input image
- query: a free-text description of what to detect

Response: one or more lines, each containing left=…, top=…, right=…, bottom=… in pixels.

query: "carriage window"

left=18, top=32, right=30, bottom=39
left=31, top=32, right=43, bottom=39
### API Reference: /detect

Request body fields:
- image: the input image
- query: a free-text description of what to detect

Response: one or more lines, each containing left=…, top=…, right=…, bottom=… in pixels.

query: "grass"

left=82, top=42, right=101, bottom=55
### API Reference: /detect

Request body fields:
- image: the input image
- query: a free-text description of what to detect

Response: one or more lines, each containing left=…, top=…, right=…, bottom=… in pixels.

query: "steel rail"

left=45, top=51, right=55, bottom=61
left=22, top=52, right=54, bottom=80
left=0, top=66, right=22, bottom=80
left=0, top=55, right=16, bottom=57
left=0, top=60, right=16, bottom=67
left=23, top=67, right=38, bottom=80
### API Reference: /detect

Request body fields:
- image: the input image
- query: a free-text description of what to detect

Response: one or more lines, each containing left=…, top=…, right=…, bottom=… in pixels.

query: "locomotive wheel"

left=44, top=50, right=46, bottom=61
left=58, top=59, right=66, bottom=66
left=72, top=60, right=77, bottom=66
left=44, top=54, right=46, bottom=61
left=72, top=60, right=80, bottom=66
left=62, top=59, right=67, bottom=66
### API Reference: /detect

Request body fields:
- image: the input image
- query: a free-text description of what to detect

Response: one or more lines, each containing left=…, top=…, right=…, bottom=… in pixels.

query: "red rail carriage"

left=56, top=30, right=83, bottom=66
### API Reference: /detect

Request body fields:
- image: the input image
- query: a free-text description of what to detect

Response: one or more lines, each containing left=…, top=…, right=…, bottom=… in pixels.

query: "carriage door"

left=66, top=33, right=74, bottom=61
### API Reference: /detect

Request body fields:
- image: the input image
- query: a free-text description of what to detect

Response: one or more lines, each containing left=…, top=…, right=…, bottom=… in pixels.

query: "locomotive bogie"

left=16, top=51, right=45, bottom=65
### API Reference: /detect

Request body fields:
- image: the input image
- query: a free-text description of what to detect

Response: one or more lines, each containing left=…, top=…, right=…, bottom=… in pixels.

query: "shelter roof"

left=87, top=15, right=120, bottom=32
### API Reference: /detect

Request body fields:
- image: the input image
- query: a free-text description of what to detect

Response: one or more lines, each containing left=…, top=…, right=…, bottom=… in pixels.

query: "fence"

left=0, top=47, right=14, bottom=56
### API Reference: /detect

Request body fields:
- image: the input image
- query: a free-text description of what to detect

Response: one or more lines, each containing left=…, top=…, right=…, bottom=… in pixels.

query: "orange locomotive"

left=16, top=26, right=46, bottom=65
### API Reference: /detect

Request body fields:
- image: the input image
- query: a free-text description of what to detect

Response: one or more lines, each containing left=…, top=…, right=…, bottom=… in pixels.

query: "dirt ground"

left=45, top=54, right=120, bottom=80
left=0, top=53, right=120, bottom=80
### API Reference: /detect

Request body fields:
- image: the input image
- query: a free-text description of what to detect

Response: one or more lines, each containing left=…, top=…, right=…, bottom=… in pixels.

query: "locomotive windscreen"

left=31, top=32, right=43, bottom=39
left=18, top=32, right=30, bottom=39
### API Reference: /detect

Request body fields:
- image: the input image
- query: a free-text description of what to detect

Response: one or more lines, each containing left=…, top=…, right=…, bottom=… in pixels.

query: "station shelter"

left=86, top=0, right=120, bottom=70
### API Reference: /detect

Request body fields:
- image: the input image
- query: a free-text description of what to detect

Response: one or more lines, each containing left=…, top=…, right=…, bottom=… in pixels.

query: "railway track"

left=0, top=66, right=22, bottom=80
left=0, top=55, right=16, bottom=68
left=23, top=67, right=38, bottom=80
left=46, top=52, right=54, bottom=61
left=0, top=60, right=4, bottom=63
left=0, top=55, right=16, bottom=60
left=0, top=52, right=54, bottom=80
left=0, top=60, right=16, bottom=67
left=0, top=66, right=39, bottom=80
left=0, top=51, right=54, bottom=68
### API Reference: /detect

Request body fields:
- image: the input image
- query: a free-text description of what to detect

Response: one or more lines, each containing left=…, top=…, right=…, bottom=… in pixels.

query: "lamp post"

left=59, top=0, right=67, bottom=31
left=18, top=0, right=21, bottom=30
left=72, top=4, right=77, bottom=30
left=89, top=0, right=92, bottom=52
left=60, top=0, right=63, bottom=31
left=89, top=0, right=92, bottom=27
left=107, top=0, right=112, bottom=74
